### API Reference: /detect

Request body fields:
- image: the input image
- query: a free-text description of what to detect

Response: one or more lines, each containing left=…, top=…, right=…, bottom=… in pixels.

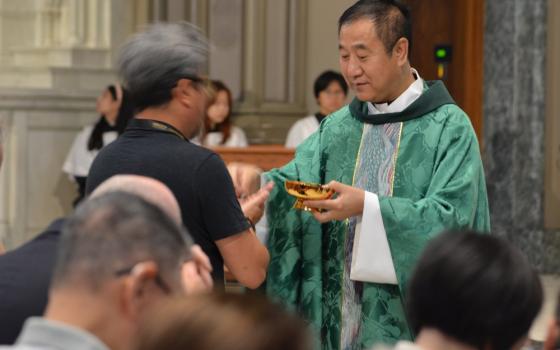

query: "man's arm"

left=216, top=229, right=269, bottom=289
left=196, top=154, right=272, bottom=289
left=216, top=184, right=272, bottom=289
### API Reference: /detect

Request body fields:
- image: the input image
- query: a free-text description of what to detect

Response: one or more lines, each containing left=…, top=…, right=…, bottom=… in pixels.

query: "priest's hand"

left=303, top=181, right=365, bottom=223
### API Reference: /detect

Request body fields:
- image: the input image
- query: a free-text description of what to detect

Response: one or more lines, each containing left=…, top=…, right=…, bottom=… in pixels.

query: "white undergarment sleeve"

left=350, top=191, right=398, bottom=284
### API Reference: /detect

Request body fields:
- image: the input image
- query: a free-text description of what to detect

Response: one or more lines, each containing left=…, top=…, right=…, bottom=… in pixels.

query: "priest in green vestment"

left=263, top=1, right=491, bottom=349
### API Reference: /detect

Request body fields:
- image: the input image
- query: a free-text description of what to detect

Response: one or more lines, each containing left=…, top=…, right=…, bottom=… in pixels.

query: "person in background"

left=285, top=70, right=348, bottom=148
left=63, top=84, right=135, bottom=205
left=135, top=293, right=313, bottom=350
left=200, top=80, right=248, bottom=148
left=387, top=231, right=543, bottom=350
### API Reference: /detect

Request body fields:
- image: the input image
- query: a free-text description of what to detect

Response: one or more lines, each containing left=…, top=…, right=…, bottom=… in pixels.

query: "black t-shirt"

left=86, top=119, right=250, bottom=285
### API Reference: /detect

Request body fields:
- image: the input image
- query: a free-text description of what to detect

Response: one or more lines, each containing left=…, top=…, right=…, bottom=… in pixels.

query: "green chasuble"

left=264, top=81, right=490, bottom=350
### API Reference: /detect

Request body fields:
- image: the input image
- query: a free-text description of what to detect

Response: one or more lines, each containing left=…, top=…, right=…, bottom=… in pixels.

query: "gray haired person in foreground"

left=86, top=22, right=272, bottom=289
left=1, top=191, right=198, bottom=350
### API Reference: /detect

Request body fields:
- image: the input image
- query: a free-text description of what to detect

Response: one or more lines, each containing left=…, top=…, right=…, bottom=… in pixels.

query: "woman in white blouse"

left=285, top=71, right=348, bottom=148
left=201, top=80, right=248, bottom=148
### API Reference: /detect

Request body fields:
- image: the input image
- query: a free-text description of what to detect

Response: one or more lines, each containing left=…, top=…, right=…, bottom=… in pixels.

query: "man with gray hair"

left=86, top=22, right=271, bottom=289
left=1, top=191, right=196, bottom=350
left=0, top=175, right=211, bottom=345
left=90, top=175, right=213, bottom=293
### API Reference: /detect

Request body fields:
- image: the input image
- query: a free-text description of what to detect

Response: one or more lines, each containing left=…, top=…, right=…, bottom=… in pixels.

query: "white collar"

left=367, top=68, right=423, bottom=115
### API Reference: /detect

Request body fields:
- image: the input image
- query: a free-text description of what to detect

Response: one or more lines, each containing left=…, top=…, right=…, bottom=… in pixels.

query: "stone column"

left=0, top=0, right=138, bottom=248
left=484, top=0, right=560, bottom=273
left=65, top=0, right=86, bottom=46
left=0, top=0, right=130, bottom=91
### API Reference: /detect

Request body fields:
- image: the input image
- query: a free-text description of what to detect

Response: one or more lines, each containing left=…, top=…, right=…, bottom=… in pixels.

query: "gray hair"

left=117, top=21, right=208, bottom=112
left=52, top=191, right=192, bottom=291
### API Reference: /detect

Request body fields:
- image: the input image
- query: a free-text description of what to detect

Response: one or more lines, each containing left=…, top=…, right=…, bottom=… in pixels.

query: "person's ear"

left=120, top=261, right=159, bottom=320
left=393, top=37, right=409, bottom=66
left=174, top=79, right=199, bottom=109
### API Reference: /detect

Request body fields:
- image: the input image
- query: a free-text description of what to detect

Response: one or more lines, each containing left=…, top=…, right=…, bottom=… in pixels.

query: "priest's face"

left=339, top=18, right=405, bottom=103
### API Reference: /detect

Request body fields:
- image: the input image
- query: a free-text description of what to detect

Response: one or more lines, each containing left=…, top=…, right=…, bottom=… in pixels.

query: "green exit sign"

left=434, top=45, right=452, bottom=63
left=436, top=48, right=447, bottom=58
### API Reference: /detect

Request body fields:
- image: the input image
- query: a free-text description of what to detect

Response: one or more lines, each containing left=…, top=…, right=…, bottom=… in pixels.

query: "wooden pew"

left=212, top=144, right=295, bottom=171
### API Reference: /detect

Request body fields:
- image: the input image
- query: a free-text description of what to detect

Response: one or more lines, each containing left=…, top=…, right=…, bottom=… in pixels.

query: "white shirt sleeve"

left=254, top=173, right=270, bottom=244
left=350, top=191, right=398, bottom=284
left=285, top=121, right=303, bottom=148
left=209, top=127, right=248, bottom=147
left=62, top=134, right=81, bottom=176
left=62, top=126, right=94, bottom=178
left=232, top=127, right=248, bottom=147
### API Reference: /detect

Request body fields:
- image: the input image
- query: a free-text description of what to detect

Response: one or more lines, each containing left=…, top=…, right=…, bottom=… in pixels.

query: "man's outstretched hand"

left=241, top=181, right=274, bottom=225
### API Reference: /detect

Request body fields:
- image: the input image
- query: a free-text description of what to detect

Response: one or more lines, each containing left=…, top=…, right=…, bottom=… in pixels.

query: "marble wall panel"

left=484, top=0, right=560, bottom=273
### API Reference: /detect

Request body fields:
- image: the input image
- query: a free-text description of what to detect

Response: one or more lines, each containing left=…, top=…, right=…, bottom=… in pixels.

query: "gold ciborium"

left=284, top=180, right=335, bottom=212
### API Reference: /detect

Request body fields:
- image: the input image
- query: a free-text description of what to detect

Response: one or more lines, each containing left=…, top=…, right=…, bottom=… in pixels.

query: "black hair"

left=407, top=231, right=543, bottom=350
left=338, top=0, right=412, bottom=57
left=87, top=85, right=135, bottom=151
left=113, top=88, right=136, bottom=135
left=52, top=191, right=192, bottom=291
left=313, top=70, right=348, bottom=99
